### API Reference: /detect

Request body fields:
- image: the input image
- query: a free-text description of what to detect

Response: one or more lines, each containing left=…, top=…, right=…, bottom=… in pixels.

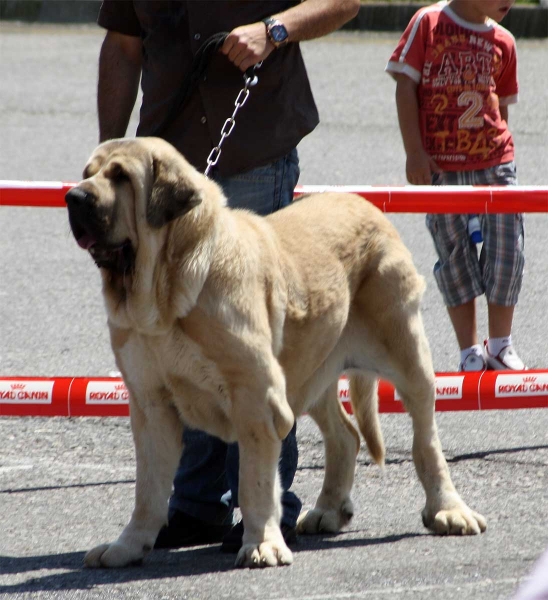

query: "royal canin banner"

left=337, top=371, right=548, bottom=414
left=0, top=372, right=547, bottom=418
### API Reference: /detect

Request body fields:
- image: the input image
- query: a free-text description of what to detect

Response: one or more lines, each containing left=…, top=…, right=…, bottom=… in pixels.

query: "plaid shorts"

left=426, top=162, right=525, bottom=308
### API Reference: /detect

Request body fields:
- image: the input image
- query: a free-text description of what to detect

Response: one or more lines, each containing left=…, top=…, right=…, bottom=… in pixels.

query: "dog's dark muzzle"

left=65, top=187, right=134, bottom=274
left=66, top=186, right=94, bottom=208
left=66, top=186, right=99, bottom=249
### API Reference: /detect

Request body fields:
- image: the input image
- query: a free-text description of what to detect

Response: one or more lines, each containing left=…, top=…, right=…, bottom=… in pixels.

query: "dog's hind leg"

left=297, top=380, right=361, bottom=535
left=84, top=384, right=183, bottom=568
left=374, top=309, right=487, bottom=536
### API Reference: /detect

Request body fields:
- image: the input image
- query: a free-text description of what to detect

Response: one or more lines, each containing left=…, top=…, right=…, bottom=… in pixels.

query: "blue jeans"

left=169, top=149, right=301, bottom=529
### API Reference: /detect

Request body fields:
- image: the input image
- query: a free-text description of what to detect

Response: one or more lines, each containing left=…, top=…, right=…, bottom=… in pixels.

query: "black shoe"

left=154, top=510, right=232, bottom=549
left=220, top=520, right=297, bottom=554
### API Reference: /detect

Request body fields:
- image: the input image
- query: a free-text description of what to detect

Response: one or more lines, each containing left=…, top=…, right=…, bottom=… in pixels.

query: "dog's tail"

left=349, top=374, right=385, bottom=467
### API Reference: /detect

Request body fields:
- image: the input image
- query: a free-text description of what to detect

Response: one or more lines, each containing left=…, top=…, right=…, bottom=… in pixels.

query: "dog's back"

left=267, top=192, right=422, bottom=298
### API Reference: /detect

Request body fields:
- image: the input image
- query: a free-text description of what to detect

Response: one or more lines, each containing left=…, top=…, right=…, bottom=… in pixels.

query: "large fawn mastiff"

left=66, top=137, right=486, bottom=569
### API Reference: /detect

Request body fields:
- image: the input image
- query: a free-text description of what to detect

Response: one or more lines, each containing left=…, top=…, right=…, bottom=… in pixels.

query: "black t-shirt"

left=98, top=0, right=320, bottom=176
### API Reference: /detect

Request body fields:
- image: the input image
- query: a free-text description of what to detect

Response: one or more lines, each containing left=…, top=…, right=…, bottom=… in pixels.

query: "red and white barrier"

left=294, top=185, right=548, bottom=214
left=1, top=182, right=546, bottom=418
left=0, top=181, right=73, bottom=208
left=1, top=372, right=547, bottom=418
left=1, top=181, right=547, bottom=213
left=0, top=378, right=129, bottom=418
left=340, top=372, right=548, bottom=414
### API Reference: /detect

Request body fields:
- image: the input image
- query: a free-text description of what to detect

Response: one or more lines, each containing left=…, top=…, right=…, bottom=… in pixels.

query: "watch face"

left=270, top=24, right=288, bottom=43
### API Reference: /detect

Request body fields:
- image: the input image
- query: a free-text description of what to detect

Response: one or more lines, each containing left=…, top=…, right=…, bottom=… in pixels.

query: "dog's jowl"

left=66, top=137, right=486, bottom=569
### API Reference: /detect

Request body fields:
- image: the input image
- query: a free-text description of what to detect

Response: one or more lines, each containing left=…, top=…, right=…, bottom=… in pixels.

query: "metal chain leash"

left=204, top=62, right=262, bottom=178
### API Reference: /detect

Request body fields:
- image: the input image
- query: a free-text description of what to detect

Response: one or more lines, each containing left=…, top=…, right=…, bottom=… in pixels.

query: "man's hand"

left=406, top=150, right=442, bottom=185
left=221, top=23, right=275, bottom=72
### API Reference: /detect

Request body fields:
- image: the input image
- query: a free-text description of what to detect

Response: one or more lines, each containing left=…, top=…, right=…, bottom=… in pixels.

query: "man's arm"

left=98, top=31, right=142, bottom=142
left=221, top=0, right=360, bottom=71
left=394, top=73, right=440, bottom=185
left=272, top=0, right=360, bottom=42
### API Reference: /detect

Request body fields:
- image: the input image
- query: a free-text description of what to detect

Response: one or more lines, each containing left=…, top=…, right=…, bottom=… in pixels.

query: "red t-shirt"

left=386, top=1, right=518, bottom=171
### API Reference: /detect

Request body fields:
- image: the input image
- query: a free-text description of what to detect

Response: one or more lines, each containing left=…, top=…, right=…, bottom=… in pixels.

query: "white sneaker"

left=458, top=353, right=487, bottom=372
left=484, top=341, right=526, bottom=370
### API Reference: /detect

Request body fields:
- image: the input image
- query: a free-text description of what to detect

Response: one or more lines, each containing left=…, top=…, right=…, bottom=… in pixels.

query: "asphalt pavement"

left=0, top=24, right=547, bottom=600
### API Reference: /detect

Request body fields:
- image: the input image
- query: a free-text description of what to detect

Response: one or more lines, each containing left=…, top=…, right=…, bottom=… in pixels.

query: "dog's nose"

left=65, top=187, right=94, bottom=206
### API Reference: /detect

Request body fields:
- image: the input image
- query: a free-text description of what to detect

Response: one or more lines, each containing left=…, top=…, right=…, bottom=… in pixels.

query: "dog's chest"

left=155, top=329, right=229, bottom=394
left=118, top=328, right=234, bottom=436
left=113, top=330, right=234, bottom=442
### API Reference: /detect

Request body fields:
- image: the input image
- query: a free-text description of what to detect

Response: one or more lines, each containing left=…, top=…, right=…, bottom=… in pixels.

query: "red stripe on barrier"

left=1, top=182, right=548, bottom=213
left=0, top=182, right=74, bottom=208
left=1, top=372, right=546, bottom=418
left=294, top=185, right=548, bottom=213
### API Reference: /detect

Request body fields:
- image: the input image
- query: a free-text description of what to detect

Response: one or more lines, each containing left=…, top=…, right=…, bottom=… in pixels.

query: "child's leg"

left=482, top=213, right=524, bottom=305
left=448, top=299, right=486, bottom=371
left=485, top=303, right=526, bottom=369
left=481, top=207, right=525, bottom=369
left=447, top=299, right=478, bottom=350
left=425, top=211, right=484, bottom=369
left=427, top=170, right=486, bottom=369
left=487, top=303, right=515, bottom=338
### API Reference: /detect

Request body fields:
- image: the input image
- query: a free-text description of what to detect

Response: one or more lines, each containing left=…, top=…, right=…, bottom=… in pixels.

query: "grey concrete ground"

left=0, top=24, right=547, bottom=600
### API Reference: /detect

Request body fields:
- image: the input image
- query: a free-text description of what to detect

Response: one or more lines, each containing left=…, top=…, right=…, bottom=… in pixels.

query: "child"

left=386, top=0, right=526, bottom=371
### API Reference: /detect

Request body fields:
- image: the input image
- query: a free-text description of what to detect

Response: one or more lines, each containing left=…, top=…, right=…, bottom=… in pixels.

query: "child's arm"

left=500, top=105, right=509, bottom=124
left=393, top=73, right=440, bottom=185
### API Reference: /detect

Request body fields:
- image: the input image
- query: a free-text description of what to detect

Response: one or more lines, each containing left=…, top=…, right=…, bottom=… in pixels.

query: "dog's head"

left=66, top=137, right=204, bottom=274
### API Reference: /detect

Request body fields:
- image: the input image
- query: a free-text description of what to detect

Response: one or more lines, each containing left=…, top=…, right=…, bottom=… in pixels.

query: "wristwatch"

left=262, top=17, right=289, bottom=48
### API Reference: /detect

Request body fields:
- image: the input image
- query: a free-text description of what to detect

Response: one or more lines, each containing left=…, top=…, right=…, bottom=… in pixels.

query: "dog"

left=66, top=137, right=486, bottom=569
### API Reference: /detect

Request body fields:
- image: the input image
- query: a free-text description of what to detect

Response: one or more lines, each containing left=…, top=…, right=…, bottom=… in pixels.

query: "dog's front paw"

left=84, top=541, right=149, bottom=568
left=297, top=498, right=354, bottom=534
left=422, top=504, right=487, bottom=536
left=235, top=541, right=293, bottom=568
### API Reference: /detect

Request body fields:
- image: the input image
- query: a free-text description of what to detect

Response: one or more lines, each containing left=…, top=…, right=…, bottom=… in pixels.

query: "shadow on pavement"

left=0, top=479, right=135, bottom=495
left=0, top=547, right=233, bottom=593
left=447, top=444, right=548, bottom=463
left=0, top=532, right=421, bottom=592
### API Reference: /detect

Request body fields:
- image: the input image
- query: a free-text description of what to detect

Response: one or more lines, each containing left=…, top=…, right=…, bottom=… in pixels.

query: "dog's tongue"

left=77, top=234, right=96, bottom=250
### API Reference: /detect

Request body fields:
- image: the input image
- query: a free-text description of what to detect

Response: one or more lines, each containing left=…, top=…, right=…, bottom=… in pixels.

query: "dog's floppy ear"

left=147, top=156, right=203, bottom=228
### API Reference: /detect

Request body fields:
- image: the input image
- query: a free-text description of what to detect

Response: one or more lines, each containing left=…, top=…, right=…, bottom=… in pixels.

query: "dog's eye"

left=113, top=171, right=130, bottom=184
left=83, top=160, right=100, bottom=180
left=108, top=162, right=129, bottom=184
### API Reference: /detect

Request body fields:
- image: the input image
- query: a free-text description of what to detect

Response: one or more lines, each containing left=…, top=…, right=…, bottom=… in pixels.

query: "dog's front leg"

left=85, top=391, right=182, bottom=568
left=233, top=383, right=295, bottom=568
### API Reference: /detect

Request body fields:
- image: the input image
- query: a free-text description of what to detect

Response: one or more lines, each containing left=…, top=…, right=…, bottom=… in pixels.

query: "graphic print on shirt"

left=423, top=32, right=505, bottom=166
